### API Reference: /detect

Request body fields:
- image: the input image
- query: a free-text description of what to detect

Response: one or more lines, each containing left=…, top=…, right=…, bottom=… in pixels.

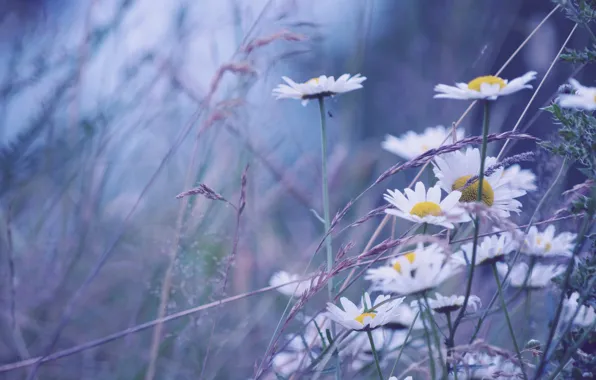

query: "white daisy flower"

left=382, top=125, right=465, bottom=160
left=325, top=292, right=404, bottom=331
left=269, top=271, right=319, bottom=297
left=384, top=182, right=467, bottom=229
left=501, top=164, right=537, bottom=192
left=496, top=262, right=565, bottom=289
left=272, top=73, right=366, bottom=105
left=558, top=79, right=596, bottom=111
left=522, top=225, right=576, bottom=257
left=389, top=377, right=413, bottom=380
left=455, top=232, right=518, bottom=266
left=365, top=243, right=462, bottom=296
left=561, top=292, right=596, bottom=328
left=433, top=148, right=527, bottom=217
left=454, top=353, right=523, bottom=379
left=423, top=293, right=482, bottom=314
left=434, top=71, right=537, bottom=100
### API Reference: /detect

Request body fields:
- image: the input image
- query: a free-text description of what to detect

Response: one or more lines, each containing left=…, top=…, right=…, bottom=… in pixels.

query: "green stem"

left=452, top=101, right=491, bottom=333
left=317, top=96, right=339, bottom=379
left=476, top=100, right=490, bottom=204
left=389, top=312, right=420, bottom=378
left=491, top=263, right=528, bottom=380
left=366, top=330, right=384, bottom=380
left=418, top=298, right=436, bottom=380
left=545, top=320, right=596, bottom=380
left=317, top=97, right=333, bottom=300
left=469, top=159, right=567, bottom=344
left=525, top=289, right=532, bottom=342
left=534, top=208, right=594, bottom=379
left=446, top=313, right=457, bottom=380
left=424, top=295, right=446, bottom=379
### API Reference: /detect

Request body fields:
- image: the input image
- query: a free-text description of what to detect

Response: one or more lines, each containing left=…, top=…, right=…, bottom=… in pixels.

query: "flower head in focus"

left=433, top=148, right=527, bottom=217
left=558, top=79, right=596, bottom=111
left=382, top=125, right=465, bottom=160
left=496, top=262, right=565, bottom=289
left=455, top=232, right=518, bottom=266
left=384, top=182, right=467, bottom=229
left=365, top=243, right=462, bottom=295
left=434, top=71, right=537, bottom=100
left=522, top=225, right=576, bottom=257
left=325, top=292, right=404, bottom=331
left=272, top=74, right=366, bottom=105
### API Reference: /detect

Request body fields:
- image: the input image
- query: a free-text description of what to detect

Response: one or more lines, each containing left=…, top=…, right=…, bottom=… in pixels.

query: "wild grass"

left=0, top=1, right=595, bottom=379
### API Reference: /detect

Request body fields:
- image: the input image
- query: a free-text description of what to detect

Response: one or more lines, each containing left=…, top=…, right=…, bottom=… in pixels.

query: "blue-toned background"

left=0, top=1, right=591, bottom=378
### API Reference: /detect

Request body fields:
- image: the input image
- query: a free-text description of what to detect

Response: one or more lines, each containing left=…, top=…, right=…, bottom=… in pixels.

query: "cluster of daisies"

left=267, top=72, right=596, bottom=378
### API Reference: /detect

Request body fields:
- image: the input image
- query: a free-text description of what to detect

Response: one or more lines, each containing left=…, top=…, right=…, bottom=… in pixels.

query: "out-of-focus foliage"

left=0, top=0, right=592, bottom=379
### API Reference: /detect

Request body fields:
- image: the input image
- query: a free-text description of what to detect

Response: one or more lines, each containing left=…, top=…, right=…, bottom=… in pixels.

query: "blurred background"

left=0, top=0, right=593, bottom=379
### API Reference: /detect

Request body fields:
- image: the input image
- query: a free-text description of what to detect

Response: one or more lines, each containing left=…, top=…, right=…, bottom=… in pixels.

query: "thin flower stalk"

left=534, top=205, right=595, bottom=379
left=451, top=101, right=491, bottom=335
left=469, top=158, right=568, bottom=343
left=490, top=262, right=528, bottom=380
left=316, top=96, right=341, bottom=380
left=418, top=298, right=437, bottom=380
left=366, top=330, right=384, bottom=380
left=423, top=294, right=446, bottom=379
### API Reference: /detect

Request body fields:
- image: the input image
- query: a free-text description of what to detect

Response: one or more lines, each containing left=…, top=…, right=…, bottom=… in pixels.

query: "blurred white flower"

left=325, top=292, right=404, bottom=331
left=434, top=71, right=537, bottom=100
left=384, top=303, right=425, bottom=330
left=271, top=333, right=313, bottom=376
left=561, top=292, right=596, bottom=328
left=271, top=314, right=329, bottom=376
left=269, top=271, right=317, bottom=297
left=455, top=232, right=518, bottom=265
left=381, top=125, right=465, bottom=160
left=501, top=164, right=537, bottom=191
left=522, top=225, right=576, bottom=257
left=365, top=243, right=462, bottom=295
left=422, top=293, right=482, bottom=314
left=384, top=182, right=466, bottom=229
left=496, top=262, right=565, bottom=288
left=433, top=148, right=526, bottom=217
left=558, top=79, right=596, bottom=111
left=389, top=377, right=412, bottom=380
left=455, top=353, right=523, bottom=379
left=272, top=74, right=366, bottom=105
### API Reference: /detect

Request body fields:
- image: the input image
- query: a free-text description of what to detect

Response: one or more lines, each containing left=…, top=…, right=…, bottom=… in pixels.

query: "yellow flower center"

left=467, top=76, right=506, bottom=92
left=452, top=175, right=495, bottom=206
left=355, top=312, right=377, bottom=324
left=307, top=77, right=320, bottom=85
left=393, top=252, right=416, bottom=273
left=410, top=201, right=442, bottom=217
left=421, top=144, right=430, bottom=151
left=545, top=242, right=552, bottom=252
